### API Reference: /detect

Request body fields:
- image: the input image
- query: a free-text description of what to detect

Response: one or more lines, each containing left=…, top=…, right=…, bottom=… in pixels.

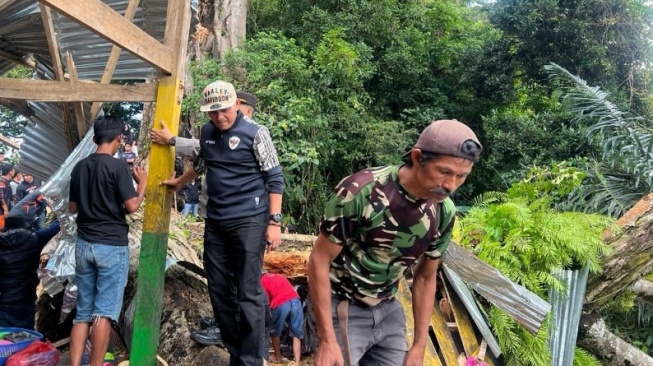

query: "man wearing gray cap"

left=162, top=80, right=284, bottom=366
left=308, top=120, right=482, bottom=365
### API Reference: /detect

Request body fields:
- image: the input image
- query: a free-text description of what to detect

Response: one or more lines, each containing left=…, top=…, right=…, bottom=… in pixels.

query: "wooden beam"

left=0, top=133, right=21, bottom=150
left=40, top=3, right=74, bottom=150
left=65, top=52, right=88, bottom=139
left=0, top=0, right=13, bottom=14
left=430, top=303, right=461, bottom=365
left=130, top=0, right=191, bottom=364
left=0, top=49, right=35, bottom=68
left=0, top=78, right=158, bottom=102
left=397, top=278, right=443, bottom=365
left=38, top=0, right=174, bottom=74
left=89, top=0, right=141, bottom=123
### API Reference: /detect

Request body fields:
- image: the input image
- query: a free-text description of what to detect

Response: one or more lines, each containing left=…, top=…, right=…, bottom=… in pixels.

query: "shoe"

left=190, top=325, right=224, bottom=346
left=199, top=316, right=217, bottom=330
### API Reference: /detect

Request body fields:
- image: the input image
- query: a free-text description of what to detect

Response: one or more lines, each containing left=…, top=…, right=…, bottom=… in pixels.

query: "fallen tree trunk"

left=630, top=279, right=653, bottom=304
left=584, top=193, right=653, bottom=311
left=578, top=312, right=653, bottom=365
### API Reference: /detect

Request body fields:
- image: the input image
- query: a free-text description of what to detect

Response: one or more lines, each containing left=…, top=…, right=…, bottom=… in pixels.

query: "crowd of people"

left=0, top=77, right=482, bottom=366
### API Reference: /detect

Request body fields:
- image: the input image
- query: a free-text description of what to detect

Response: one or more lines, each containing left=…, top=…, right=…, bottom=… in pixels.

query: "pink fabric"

left=261, top=273, right=299, bottom=309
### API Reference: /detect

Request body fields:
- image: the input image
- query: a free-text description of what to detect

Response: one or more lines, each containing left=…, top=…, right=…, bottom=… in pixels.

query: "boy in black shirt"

left=68, top=116, right=147, bottom=366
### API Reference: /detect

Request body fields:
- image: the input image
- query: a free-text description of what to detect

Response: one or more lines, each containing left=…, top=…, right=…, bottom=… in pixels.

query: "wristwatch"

left=169, top=136, right=176, bottom=146
left=269, top=213, right=283, bottom=223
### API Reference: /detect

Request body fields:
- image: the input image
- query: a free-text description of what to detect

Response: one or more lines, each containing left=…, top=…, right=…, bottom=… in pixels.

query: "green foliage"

left=183, top=32, right=412, bottom=232
left=546, top=63, right=653, bottom=217
left=0, top=66, right=32, bottom=145
left=457, top=166, right=613, bottom=365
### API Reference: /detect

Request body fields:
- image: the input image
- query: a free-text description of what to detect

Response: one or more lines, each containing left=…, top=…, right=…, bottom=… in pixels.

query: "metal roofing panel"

left=548, top=265, right=590, bottom=366
left=1, top=0, right=196, bottom=180
left=51, top=0, right=170, bottom=80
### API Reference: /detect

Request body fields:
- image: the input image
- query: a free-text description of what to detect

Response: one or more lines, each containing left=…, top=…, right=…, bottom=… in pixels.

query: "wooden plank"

left=397, top=278, right=443, bottom=366
left=0, top=133, right=21, bottom=150
left=130, top=0, right=191, bottom=364
left=0, top=0, right=13, bottom=14
left=446, top=279, right=494, bottom=366
left=39, top=4, right=64, bottom=81
left=89, top=0, right=141, bottom=122
left=0, top=78, right=158, bottom=102
left=40, top=3, right=74, bottom=151
left=0, top=49, right=35, bottom=68
left=38, top=0, right=174, bottom=74
left=65, top=51, right=88, bottom=139
left=430, top=301, right=461, bottom=365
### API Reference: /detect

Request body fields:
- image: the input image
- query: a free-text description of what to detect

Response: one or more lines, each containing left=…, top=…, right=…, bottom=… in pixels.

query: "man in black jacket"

left=0, top=213, right=60, bottom=329
left=162, top=80, right=284, bottom=366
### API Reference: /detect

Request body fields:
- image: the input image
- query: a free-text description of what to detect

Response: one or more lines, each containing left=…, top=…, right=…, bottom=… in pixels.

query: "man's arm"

left=405, top=256, right=440, bottom=366
left=124, top=166, right=148, bottom=213
left=150, top=119, right=200, bottom=159
left=175, top=137, right=200, bottom=159
left=69, top=201, right=78, bottom=214
left=266, top=192, right=283, bottom=251
left=0, top=184, right=8, bottom=214
left=35, top=219, right=61, bottom=248
left=308, top=233, right=345, bottom=366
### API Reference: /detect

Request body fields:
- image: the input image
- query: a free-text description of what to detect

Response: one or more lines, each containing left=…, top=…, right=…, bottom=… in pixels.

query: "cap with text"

left=409, top=119, right=482, bottom=162
left=200, top=80, right=237, bottom=112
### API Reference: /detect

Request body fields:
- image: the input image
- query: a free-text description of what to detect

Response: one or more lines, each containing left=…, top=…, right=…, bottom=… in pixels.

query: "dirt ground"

left=48, top=212, right=317, bottom=366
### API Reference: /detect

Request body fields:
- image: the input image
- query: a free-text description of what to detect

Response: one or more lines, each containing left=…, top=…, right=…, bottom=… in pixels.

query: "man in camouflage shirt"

left=308, top=120, right=482, bottom=366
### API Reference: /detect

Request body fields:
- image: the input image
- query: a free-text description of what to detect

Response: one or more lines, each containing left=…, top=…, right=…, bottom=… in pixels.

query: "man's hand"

left=161, top=172, right=183, bottom=191
left=403, top=347, right=425, bottom=366
left=132, top=166, right=148, bottom=185
left=150, top=120, right=174, bottom=145
left=266, top=224, right=282, bottom=252
left=314, top=341, right=344, bottom=366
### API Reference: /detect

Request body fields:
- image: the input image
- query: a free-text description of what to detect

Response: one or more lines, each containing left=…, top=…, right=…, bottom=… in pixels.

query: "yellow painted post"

left=130, top=1, right=191, bottom=365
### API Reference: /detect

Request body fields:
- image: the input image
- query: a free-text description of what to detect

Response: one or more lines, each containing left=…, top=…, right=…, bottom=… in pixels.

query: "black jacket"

left=182, top=181, right=201, bottom=204
left=194, top=112, right=285, bottom=220
left=0, top=220, right=60, bottom=305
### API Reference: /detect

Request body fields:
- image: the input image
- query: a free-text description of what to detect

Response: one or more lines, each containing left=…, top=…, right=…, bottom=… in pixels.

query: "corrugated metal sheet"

left=442, top=264, right=502, bottom=357
left=1, top=0, right=196, bottom=179
left=548, top=265, right=590, bottom=366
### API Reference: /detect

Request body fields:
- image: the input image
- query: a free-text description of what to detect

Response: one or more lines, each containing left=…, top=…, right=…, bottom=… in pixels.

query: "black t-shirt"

left=16, top=179, right=40, bottom=202
left=69, top=153, right=137, bottom=246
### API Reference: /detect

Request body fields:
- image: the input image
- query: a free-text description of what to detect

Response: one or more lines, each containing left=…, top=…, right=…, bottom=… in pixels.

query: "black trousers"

left=204, top=213, right=267, bottom=366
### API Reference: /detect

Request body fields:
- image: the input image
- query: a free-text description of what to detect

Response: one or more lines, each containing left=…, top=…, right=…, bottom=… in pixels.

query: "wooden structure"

left=0, top=1, right=191, bottom=365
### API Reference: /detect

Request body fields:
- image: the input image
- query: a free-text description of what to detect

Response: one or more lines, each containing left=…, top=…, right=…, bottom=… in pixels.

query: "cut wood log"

left=630, top=279, right=653, bottom=303
left=578, top=312, right=653, bottom=366
left=585, top=193, right=653, bottom=311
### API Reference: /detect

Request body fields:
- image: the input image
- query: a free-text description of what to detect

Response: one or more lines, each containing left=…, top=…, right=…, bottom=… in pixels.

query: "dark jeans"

left=204, top=213, right=267, bottom=366
left=0, top=302, right=36, bottom=329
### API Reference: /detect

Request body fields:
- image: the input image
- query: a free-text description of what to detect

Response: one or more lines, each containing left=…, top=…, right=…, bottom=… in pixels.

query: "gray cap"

left=405, top=120, right=482, bottom=162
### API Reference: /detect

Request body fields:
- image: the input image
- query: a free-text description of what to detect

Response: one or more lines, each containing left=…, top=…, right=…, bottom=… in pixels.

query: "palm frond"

left=565, top=162, right=646, bottom=217
left=545, top=63, right=653, bottom=188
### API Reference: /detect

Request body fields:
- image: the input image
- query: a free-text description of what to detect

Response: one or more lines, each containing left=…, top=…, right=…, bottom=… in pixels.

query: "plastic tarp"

left=37, top=128, right=97, bottom=322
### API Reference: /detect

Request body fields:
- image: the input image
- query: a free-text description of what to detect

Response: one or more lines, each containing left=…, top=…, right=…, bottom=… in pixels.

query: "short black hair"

left=93, top=116, right=124, bottom=145
left=402, top=150, right=441, bottom=168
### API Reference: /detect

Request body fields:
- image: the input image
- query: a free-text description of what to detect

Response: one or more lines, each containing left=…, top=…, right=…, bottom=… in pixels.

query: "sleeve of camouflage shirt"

left=319, top=177, right=363, bottom=246
left=192, top=131, right=206, bottom=175
left=424, top=199, right=456, bottom=259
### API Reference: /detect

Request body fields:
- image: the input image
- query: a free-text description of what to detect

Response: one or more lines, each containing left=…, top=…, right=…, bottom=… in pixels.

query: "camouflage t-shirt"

left=320, top=165, right=455, bottom=301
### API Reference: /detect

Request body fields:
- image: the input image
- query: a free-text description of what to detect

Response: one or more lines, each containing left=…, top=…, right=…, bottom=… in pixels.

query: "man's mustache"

left=428, top=187, right=451, bottom=196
